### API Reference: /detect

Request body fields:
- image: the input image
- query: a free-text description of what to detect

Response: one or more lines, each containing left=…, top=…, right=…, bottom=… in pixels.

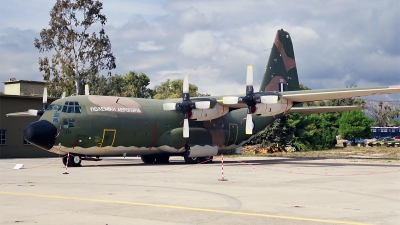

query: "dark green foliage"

left=339, top=110, right=373, bottom=141
left=90, top=71, right=154, bottom=98
left=153, top=79, right=210, bottom=99
left=287, top=113, right=339, bottom=151
left=35, top=0, right=116, bottom=97
left=248, top=117, right=295, bottom=150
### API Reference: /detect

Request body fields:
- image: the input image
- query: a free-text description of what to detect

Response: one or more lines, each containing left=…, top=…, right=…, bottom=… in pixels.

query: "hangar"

left=0, top=79, right=57, bottom=158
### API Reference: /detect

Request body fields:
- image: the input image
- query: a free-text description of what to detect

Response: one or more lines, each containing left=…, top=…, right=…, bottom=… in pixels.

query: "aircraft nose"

left=24, top=120, right=58, bottom=150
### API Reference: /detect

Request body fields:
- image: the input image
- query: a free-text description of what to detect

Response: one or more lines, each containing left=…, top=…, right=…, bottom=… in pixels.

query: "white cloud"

left=179, top=30, right=218, bottom=58
left=137, top=41, right=164, bottom=51
left=0, top=0, right=399, bottom=100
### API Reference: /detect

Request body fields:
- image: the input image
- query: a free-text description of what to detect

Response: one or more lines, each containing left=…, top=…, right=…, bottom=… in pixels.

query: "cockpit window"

left=67, top=106, right=75, bottom=113
left=74, top=106, right=81, bottom=113
left=46, top=104, right=62, bottom=111
left=64, top=101, right=82, bottom=113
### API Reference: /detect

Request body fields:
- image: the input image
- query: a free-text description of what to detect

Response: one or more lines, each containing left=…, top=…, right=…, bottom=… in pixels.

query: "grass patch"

left=238, top=145, right=400, bottom=160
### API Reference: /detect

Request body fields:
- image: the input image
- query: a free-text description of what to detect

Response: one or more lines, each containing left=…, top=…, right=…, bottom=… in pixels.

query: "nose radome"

left=24, top=120, right=57, bottom=150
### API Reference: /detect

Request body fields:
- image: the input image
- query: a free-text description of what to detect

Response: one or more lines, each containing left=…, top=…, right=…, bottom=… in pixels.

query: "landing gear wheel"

left=184, top=148, right=199, bottom=164
left=71, top=155, right=82, bottom=167
left=141, top=155, right=156, bottom=164
left=62, top=155, right=68, bottom=166
left=155, top=155, right=170, bottom=164
left=62, top=155, right=81, bottom=167
left=199, top=156, right=214, bottom=163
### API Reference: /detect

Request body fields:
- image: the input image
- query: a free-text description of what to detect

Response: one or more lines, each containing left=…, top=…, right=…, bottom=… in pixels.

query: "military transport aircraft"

left=8, top=29, right=400, bottom=167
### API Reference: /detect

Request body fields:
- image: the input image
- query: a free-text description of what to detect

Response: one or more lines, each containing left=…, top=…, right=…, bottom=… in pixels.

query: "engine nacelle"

left=190, top=104, right=229, bottom=121
left=254, top=99, right=292, bottom=116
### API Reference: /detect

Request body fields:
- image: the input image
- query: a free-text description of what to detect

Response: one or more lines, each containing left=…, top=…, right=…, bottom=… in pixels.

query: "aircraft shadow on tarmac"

left=79, top=156, right=400, bottom=168
left=232, top=157, right=400, bottom=168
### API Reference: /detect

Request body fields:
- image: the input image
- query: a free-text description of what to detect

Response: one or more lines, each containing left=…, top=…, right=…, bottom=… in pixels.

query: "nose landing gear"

left=62, top=154, right=82, bottom=167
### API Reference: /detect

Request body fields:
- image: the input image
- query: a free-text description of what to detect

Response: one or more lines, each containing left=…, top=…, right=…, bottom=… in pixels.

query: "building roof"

left=2, top=79, right=46, bottom=84
left=0, top=94, right=57, bottom=100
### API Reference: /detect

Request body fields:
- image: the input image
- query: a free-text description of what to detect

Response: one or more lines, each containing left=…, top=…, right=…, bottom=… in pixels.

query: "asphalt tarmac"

left=0, top=156, right=399, bottom=225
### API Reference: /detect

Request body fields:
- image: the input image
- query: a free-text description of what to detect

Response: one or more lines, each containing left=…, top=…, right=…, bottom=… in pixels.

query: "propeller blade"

left=42, top=87, right=48, bottom=110
left=28, top=109, right=39, bottom=116
left=61, top=92, right=66, bottom=98
left=85, top=84, right=89, bottom=95
left=183, top=74, right=189, bottom=94
left=43, top=88, right=47, bottom=104
left=246, top=65, right=253, bottom=86
left=183, top=118, right=189, bottom=138
left=222, top=96, right=239, bottom=104
left=163, top=103, right=177, bottom=111
left=260, top=95, right=278, bottom=104
left=194, top=101, right=210, bottom=109
left=245, top=113, right=253, bottom=135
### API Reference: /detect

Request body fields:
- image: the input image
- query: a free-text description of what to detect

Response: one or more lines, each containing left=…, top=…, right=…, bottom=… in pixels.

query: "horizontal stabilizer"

left=282, top=85, right=400, bottom=102
left=287, top=106, right=365, bottom=114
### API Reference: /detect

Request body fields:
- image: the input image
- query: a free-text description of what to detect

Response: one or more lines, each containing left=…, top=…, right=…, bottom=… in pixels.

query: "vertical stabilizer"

left=259, top=29, right=300, bottom=92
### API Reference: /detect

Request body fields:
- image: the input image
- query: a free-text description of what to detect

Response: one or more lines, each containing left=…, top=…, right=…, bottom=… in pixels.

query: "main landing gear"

left=183, top=144, right=214, bottom=164
left=184, top=154, right=214, bottom=164
left=141, top=155, right=170, bottom=164
left=62, top=154, right=82, bottom=167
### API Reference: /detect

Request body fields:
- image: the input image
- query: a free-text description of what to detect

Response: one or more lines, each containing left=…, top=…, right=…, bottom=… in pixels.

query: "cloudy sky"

left=0, top=0, right=399, bottom=100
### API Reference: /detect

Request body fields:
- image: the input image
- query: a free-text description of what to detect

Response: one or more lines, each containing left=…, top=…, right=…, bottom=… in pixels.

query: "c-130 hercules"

left=9, top=29, right=400, bottom=166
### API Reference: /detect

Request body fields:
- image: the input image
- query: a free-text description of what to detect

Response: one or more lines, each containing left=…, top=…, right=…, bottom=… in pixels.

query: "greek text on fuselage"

left=90, top=107, right=141, bottom=113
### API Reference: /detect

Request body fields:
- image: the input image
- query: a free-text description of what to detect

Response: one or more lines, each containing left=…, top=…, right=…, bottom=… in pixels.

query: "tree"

left=247, top=117, right=295, bottom=151
left=88, top=71, right=154, bottom=97
left=35, top=0, right=116, bottom=97
left=287, top=113, right=339, bottom=151
left=339, top=110, right=373, bottom=141
left=373, top=101, right=400, bottom=127
left=122, top=71, right=154, bottom=98
left=153, top=79, right=210, bottom=99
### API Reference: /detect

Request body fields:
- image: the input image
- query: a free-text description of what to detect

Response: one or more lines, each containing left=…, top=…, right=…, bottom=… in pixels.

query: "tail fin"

left=259, top=29, right=300, bottom=92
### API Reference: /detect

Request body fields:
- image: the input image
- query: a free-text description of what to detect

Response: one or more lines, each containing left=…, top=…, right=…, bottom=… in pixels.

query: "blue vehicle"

left=371, top=127, right=400, bottom=139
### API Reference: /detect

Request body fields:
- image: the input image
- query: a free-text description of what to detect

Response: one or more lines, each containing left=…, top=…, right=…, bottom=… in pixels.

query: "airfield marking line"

left=0, top=191, right=370, bottom=225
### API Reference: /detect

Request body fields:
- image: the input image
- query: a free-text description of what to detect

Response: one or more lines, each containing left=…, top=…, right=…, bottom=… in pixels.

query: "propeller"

left=28, top=87, right=48, bottom=116
left=224, top=66, right=256, bottom=134
left=163, top=74, right=210, bottom=138
left=242, top=66, right=256, bottom=134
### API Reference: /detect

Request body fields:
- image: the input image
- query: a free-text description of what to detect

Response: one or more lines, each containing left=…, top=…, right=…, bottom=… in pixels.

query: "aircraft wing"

left=286, top=106, right=364, bottom=114
left=282, top=85, right=400, bottom=102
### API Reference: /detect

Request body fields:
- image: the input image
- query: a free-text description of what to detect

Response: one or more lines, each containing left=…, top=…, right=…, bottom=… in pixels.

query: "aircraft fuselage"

left=25, top=95, right=282, bottom=159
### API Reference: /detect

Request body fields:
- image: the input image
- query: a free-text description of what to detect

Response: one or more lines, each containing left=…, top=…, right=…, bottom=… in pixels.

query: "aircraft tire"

left=62, top=155, right=81, bottom=167
left=199, top=156, right=213, bottom=163
left=141, top=155, right=156, bottom=164
left=155, top=155, right=170, bottom=164
left=71, top=155, right=82, bottom=167
left=184, top=151, right=199, bottom=164
left=62, top=156, right=68, bottom=166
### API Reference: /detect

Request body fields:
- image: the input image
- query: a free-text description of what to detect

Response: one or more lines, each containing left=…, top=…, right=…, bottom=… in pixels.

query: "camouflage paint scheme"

left=23, top=29, right=400, bottom=165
